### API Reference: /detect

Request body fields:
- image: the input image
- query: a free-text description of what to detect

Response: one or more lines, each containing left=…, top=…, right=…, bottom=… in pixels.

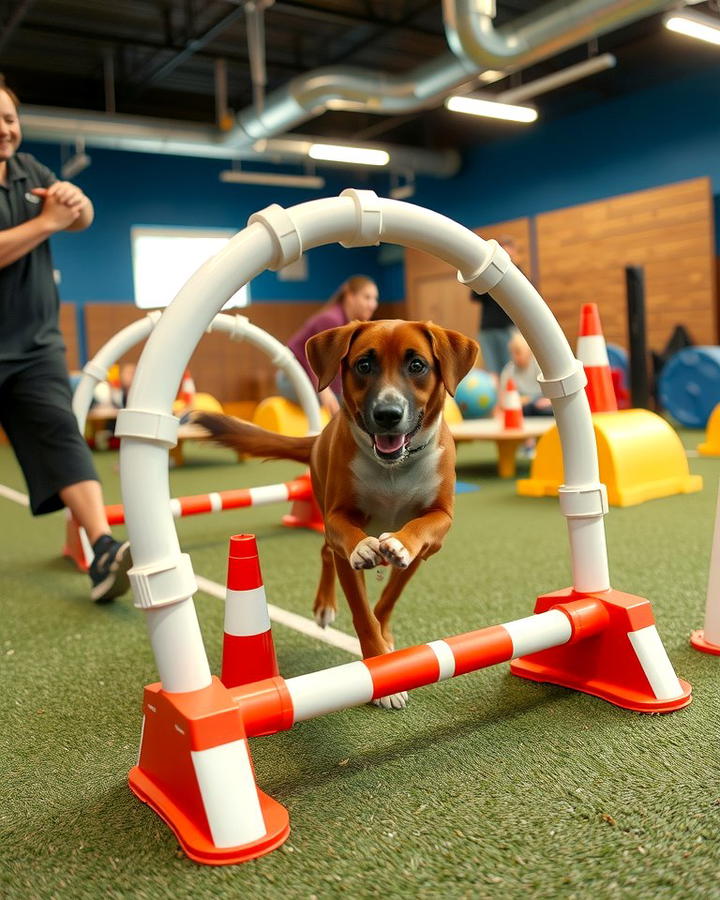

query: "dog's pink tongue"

left=375, top=433, right=405, bottom=453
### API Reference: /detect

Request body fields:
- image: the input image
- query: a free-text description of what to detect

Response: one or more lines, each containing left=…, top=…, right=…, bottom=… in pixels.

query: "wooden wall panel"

left=83, top=300, right=407, bottom=403
left=404, top=217, right=532, bottom=356
left=536, top=177, right=717, bottom=350
left=59, top=303, right=79, bottom=370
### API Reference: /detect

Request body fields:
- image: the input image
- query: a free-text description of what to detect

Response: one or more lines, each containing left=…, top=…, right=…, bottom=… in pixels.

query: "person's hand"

left=536, top=397, right=552, bottom=410
left=34, top=189, right=81, bottom=231
left=320, top=387, right=340, bottom=417
left=32, top=181, right=87, bottom=210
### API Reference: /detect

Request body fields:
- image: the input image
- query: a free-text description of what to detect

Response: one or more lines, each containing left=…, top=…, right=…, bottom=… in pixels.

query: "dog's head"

left=306, top=320, right=478, bottom=463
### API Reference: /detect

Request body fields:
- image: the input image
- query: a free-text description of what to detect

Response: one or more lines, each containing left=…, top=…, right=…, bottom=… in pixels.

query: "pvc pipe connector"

left=538, top=359, right=588, bottom=399
left=129, top=552, right=197, bottom=609
left=457, top=239, right=512, bottom=294
left=248, top=204, right=303, bottom=271
left=558, top=484, right=609, bottom=519
left=116, top=408, right=180, bottom=448
left=339, top=188, right=383, bottom=247
left=82, top=359, right=108, bottom=383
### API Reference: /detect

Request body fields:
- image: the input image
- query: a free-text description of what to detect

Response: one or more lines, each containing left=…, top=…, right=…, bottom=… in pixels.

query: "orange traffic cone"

left=577, top=304, right=618, bottom=413
left=221, top=534, right=279, bottom=688
left=178, top=368, right=196, bottom=408
left=502, top=377, right=524, bottom=429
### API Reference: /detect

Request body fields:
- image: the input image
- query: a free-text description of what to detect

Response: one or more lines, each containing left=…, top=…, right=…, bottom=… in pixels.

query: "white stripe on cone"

left=224, top=586, right=272, bottom=636
left=576, top=334, right=610, bottom=368
left=191, top=739, right=267, bottom=847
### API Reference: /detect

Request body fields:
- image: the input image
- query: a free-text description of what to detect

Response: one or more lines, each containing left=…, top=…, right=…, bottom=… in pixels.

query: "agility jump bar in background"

left=104, top=472, right=320, bottom=526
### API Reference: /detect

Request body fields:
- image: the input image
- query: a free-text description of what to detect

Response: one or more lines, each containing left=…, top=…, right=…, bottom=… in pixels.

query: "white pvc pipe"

left=119, top=193, right=611, bottom=693
left=702, top=479, right=720, bottom=646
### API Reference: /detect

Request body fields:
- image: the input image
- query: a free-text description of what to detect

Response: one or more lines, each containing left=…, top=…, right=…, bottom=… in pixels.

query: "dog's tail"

left=192, top=412, right=316, bottom=464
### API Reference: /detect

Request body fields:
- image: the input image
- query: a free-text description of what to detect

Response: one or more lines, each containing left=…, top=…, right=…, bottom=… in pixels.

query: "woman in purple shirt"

left=280, top=275, right=379, bottom=415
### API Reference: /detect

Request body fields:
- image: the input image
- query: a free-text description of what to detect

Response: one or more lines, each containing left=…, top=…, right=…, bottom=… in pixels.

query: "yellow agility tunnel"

left=517, top=409, right=702, bottom=507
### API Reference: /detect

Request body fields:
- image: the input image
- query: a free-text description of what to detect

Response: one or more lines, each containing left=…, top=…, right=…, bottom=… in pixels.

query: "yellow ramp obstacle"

left=517, top=409, right=702, bottom=507
left=253, top=396, right=330, bottom=436
left=698, top=403, right=720, bottom=457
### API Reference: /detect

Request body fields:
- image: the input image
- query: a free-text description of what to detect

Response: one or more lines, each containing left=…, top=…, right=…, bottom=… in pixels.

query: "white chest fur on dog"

left=350, top=441, right=442, bottom=535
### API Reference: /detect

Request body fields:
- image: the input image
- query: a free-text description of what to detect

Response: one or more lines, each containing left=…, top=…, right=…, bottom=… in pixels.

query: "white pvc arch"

left=73, top=310, right=322, bottom=435
left=117, top=189, right=609, bottom=694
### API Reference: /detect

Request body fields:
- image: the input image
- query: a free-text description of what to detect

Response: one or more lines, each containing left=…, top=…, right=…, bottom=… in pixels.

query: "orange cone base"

left=689, top=629, right=720, bottom=656
left=510, top=588, right=692, bottom=713
left=129, top=767, right=289, bottom=866
left=130, top=678, right=290, bottom=866
left=281, top=498, right=324, bottom=533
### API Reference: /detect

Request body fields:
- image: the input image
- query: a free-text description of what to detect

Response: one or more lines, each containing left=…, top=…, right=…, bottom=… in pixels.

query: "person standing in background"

left=278, top=275, right=379, bottom=415
left=0, top=75, right=132, bottom=603
left=469, top=236, right=521, bottom=378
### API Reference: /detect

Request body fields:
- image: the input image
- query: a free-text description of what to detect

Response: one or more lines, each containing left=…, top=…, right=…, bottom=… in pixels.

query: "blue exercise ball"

left=658, top=347, right=720, bottom=428
left=455, top=369, right=497, bottom=419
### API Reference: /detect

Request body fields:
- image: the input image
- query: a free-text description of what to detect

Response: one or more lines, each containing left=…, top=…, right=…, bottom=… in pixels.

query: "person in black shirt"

left=470, top=236, right=519, bottom=377
left=0, top=77, right=131, bottom=602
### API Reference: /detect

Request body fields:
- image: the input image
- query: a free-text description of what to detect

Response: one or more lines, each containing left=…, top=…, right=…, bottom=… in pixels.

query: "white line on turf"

left=0, top=480, right=360, bottom=656
left=0, top=483, right=30, bottom=506
left=195, top=574, right=361, bottom=656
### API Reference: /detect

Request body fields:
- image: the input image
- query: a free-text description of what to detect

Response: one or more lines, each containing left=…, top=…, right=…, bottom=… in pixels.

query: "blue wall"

left=412, top=62, right=720, bottom=253
left=25, top=58, right=720, bottom=318
left=22, top=142, right=386, bottom=304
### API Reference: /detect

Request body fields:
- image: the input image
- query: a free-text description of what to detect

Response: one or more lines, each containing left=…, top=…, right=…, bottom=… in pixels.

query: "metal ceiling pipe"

left=222, top=0, right=671, bottom=148
left=443, top=0, right=674, bottom=70
left=497, top=53, right=617, bottom=104
left=19, top=105, right=460, bottom=176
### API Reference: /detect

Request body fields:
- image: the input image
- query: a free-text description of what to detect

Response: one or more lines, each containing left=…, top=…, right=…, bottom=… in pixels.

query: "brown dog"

left=195, top=320, right=478, bottom=708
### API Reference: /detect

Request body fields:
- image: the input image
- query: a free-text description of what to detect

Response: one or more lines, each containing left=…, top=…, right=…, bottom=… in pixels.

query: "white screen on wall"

left=131, top=226, right=250, bottom=310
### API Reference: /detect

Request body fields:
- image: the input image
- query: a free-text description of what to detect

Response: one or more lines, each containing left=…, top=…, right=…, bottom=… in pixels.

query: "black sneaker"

left=89, top=535, right=132, bottom=603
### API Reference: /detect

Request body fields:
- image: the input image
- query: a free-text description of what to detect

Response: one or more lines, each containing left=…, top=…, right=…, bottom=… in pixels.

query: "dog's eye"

left=355, top=358, right=372, bottom=375
left=407, top=358, right=428, bottom=375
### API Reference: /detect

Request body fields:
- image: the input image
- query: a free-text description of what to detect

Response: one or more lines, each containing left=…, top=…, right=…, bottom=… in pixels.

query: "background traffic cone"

left=221, top=534, right=279, bottom=688
left=178, top=368, right=196, bottom=408
left=502, top=377, right=524, bottom=429
left=577, top=303, right=618, bottom=412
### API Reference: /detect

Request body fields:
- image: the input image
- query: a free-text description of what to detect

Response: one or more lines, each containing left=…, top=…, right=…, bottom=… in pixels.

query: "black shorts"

left=0, top=351, right=98, bottom=515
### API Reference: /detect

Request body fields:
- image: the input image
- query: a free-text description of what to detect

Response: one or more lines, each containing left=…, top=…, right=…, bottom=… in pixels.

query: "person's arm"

left=0, top=192, right=80, bottom=269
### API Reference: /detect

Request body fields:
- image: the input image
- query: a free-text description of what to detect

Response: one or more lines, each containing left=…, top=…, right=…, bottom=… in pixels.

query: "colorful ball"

left=455, top=368, right=497, bottom=419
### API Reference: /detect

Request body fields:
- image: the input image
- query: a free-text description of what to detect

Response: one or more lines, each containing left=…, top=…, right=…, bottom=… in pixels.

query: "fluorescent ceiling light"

left=664, top=10, right=720, bottom=46
left=219, top=170, right=325, bottom=189
left=444, top=95, right=538, bottom=123
left=307, top=143, right=390, bottom=166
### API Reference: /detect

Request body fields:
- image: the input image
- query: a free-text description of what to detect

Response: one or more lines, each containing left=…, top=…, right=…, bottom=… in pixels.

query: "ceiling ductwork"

left=221, top=0, right=674, bottom=148
left=443, top=0, right=674, bottom=70
left=20, top=106, right=461, bottom=177
left=19, top=0, right=676, bottom=176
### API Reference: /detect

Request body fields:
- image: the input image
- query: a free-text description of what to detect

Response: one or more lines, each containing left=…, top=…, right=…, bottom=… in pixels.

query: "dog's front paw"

left=378, top=533, right=412, bottom=569
left=350, top=536, right=384, bottom=570
left=372, top=691, right=409, bottom=711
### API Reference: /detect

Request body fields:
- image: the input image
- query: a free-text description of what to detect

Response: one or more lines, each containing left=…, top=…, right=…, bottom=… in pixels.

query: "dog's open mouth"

left=370, top=414, right=424, bottom=462
left=373, top=432, right=408, bottom=461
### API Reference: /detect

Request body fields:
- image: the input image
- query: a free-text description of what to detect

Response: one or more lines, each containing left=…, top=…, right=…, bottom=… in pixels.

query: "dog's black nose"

left=373, top=404, right=404, bottom=429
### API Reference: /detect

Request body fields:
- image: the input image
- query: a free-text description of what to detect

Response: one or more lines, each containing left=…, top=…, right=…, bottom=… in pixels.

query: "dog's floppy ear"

left=306, top=322, right=367, bottom=391
left=423, top=323, right=479, bottom=396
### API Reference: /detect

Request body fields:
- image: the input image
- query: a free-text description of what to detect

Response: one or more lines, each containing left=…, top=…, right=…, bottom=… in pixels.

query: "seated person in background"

left=499, top=331, right=553, bottom=417
left=278, top=275, right=379, bottom=415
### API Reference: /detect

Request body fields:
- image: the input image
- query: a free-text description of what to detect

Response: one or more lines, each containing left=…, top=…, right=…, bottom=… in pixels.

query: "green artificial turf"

left=1, top=434, right=719, bottom=899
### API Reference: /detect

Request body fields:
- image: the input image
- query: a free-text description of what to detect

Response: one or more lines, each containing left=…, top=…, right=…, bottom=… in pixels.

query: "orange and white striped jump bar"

left=231, top=590, right=690, bottom=737
left=104, top=474, right=314, bottom=525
